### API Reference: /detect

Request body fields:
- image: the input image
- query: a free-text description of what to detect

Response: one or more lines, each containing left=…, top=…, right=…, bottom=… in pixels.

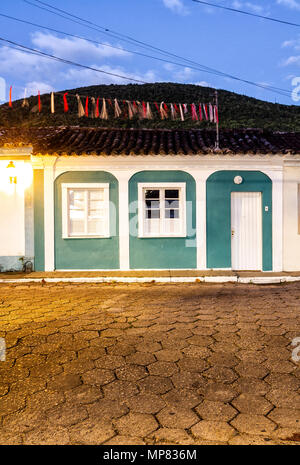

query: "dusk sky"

left=0, top=0, right=300, bottom=104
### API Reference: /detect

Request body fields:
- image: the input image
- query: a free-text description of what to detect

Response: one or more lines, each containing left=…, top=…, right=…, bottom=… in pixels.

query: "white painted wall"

left=0, top=160, right=25, bottom=256
left=283, top=165, right=300, bottom=271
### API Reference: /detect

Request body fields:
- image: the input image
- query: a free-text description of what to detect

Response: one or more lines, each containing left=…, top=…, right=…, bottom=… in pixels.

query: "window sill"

left=138, top=235, right=187, bottom=239
left=62, top=235, right=111, bottom=240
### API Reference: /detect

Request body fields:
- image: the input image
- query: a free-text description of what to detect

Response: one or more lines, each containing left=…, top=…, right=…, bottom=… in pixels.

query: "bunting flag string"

left=5, top=84, right=219, bottom=125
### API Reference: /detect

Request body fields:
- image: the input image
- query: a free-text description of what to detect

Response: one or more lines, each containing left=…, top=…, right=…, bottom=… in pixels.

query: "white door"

left=231, top=192, right=262, bottom=271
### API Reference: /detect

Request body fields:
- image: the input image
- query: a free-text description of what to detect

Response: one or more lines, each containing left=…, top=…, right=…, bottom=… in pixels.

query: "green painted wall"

left=54, top=171, right=119, bottom=270
left=206, top=170, right=272, bottom=271
left=129, top=171, right=196, bottom=269
left=33, top=169, right=45, bottom=271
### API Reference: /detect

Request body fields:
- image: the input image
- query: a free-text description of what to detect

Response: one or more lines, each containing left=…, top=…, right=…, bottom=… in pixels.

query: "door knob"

left=231, top=229, right=235, bottom=237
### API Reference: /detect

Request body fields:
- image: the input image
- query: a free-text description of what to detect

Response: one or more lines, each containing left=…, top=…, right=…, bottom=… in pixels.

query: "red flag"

left=142, top=101, right=147, bottom=118
left=95, top=98, right=100, bottom=118
left=9, top=86, right=12, bottom=107
left=85, top=97, right=89, bottom=117
left=199, top=104, right=202, bottom=121
left=63, top=92, right=69, bottom=112
left=38, top=91, right=41, bottom=112
left=154, top=102, right=160, bottom=113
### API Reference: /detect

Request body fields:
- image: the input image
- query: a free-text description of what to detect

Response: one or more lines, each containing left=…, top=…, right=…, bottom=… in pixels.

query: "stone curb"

left=1, top=276, right=300, bottom=284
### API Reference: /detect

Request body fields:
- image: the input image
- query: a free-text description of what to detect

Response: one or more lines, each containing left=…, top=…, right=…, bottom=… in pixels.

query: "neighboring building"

left=0, top=126, right=299, bottom=272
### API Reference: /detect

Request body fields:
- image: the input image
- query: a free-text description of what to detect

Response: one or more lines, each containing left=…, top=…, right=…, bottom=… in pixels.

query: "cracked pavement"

left=0, top=281, right=300, bottom=445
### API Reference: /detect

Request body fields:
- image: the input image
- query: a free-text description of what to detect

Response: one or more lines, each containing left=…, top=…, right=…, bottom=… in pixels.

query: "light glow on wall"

left=0, top=160, right=33, bottom=195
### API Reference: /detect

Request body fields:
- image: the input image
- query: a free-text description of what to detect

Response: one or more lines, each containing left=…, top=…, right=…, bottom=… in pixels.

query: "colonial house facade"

left=0, top=127, right=299, bottom=273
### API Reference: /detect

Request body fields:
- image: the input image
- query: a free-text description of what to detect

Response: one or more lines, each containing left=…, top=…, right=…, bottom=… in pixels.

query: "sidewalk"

left=1, top=270, right=300, bottom=284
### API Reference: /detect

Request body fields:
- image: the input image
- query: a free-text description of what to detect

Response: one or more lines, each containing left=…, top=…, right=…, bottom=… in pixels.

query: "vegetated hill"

left=0, top=82, right=299, bottom=131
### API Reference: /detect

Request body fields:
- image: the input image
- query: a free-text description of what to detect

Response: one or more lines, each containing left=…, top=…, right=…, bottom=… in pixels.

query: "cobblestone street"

left=0, top=281, right=300, bottom=445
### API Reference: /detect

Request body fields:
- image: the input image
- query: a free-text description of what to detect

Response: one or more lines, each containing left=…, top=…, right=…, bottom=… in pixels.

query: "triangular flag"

left=51, top=92, right=55, bottom=114
left=95, top=97, right=100, bottom=118
left=22, top=88, right=29, bottom=108
left=63, top=92, right=68, bottom=113
left=159, top=102, right=168, bottom=120
left=191, top=103, right=198, bottom=121
left=85, top=97, right=89, bottom=117
left=9, top=86, right=12, bottom=107
left=199, top=104, right=202, bottom=121
left=91, top=97, right=96, bottom=118
left=170, top=103, right=176, bottom=120
left=76, top=94, right=85, bottom=117
left=146, top=102, right=153, bottom=119
left=127, top=100, right=134, bottom=119
left=179, top=104, right=184, bottom=121
left=100, top=98, right=108, bottom=119
left=114, top=99, right=122, bottom=118
left=38, top=91, right=41, bottom=113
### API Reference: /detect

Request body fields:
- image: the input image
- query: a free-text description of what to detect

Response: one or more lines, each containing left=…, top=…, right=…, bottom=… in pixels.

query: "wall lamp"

left=6, top=161, right=17, bottom=184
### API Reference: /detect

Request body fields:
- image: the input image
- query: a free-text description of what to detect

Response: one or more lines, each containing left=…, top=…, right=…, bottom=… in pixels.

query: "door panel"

left=231, top=192, right=262, bottom=271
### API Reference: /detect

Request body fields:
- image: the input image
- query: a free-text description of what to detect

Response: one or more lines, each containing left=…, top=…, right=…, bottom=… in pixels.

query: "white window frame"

left=62, top=183, right=110, bottom=239
left=138, top=182, right=187, bottom=238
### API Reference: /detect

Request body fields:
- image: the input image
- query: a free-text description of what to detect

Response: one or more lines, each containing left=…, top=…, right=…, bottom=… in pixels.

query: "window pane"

left=165, top=189, right=179, bottom=199
left=165, top=199, right=179, bottom=208
left=89, top=204, right=103, bottom=217
left=165, top=209, right=179, bottom=219
left=89, top=208, right=105, bottom=219
left=145, top=190, right=159, bottom=199
left=145, top=219, right=160, bottom=235
left=69, top=190, right=84, bottom=210
left=66, top=187, right=109, bottom=237
left=70, top=219, right=85, bottom=235
left=146, top=200, right=160, bottom=209
left=87, top=218, right=104, bottom=235
left=89, top=190, right=104, bottom=201
left=164, top=219, right=181, bottom=235
left=146, top=209, right=160, bottom=219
